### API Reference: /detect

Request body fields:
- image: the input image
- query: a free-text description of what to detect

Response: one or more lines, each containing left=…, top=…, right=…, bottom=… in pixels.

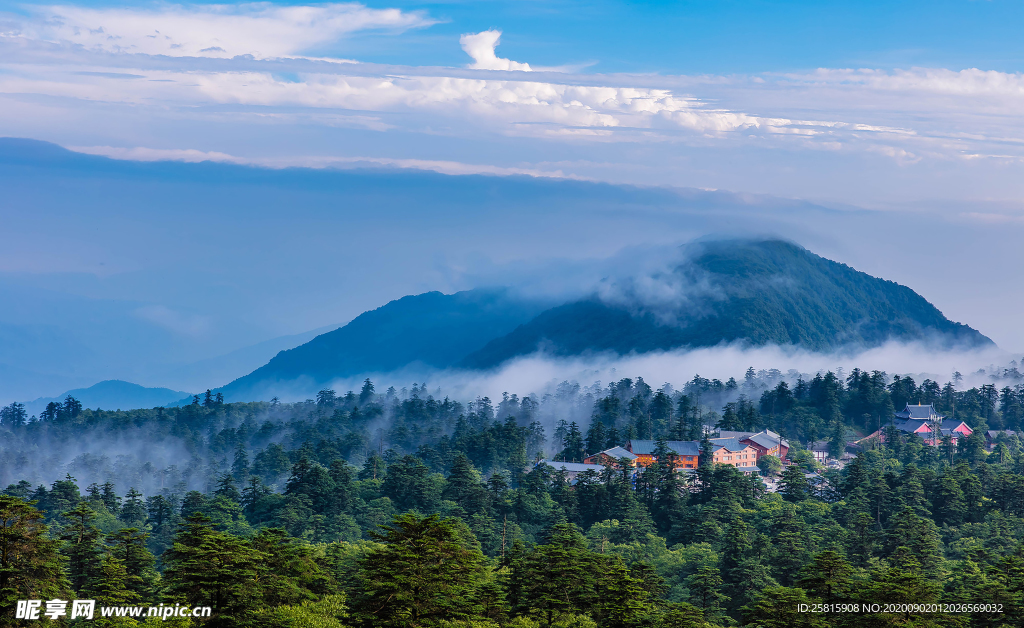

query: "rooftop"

left=590, top=446, right=637, bottom=460
left=626, top=439, right=701, bottom=456
left=539, top=460, right=606, bottom=473
left=895, top=403, right=943, bottom=421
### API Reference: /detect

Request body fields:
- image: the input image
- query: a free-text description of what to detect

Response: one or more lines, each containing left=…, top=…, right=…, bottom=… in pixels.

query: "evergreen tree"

left=120, top=488, right=147, bottom=525
left=592, top=555, right=648, bottom=628
left=249, top=528, right=332, bottom=607
left=0, top=496, right=69, bottom=619
left=162, top=513, right=263, bottom=625
left=797, top=551, right=853, bottom=604
left=684, top=564, right=728, bottom=619
left=60, top=502, right=104, bottom=593
left=107, top=527, right=157, bottom=598
left=523, top=521, right=596, bottom=627
left=81, top=555, right=140, bottom=628
left=559, top=422, right=586, bottom=462
left=353, top=512, right=487, bottom=627
left=585, top=421, right=607, bottom=456
left=742, top=586, right=828, bottom=628
left=779, top=465, right=809, bottom=502
left=443, top=453, right=490, bottom=515
left=100, top=482, right=120, bottom=515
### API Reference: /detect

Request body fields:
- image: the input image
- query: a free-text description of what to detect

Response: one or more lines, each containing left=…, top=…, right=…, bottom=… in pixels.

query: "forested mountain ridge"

left=461, top=240, right=990, bottom=367
left=216, top=288, right=551, bottom=401
left=218, top=240, right=990, bottom=401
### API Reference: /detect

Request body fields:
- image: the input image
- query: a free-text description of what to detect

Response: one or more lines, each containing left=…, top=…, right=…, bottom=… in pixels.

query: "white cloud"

left=790, top=67, right=1024, bottom=97
left=3, top=10, right=1024, bottom=198
left=21, top=2, right=436, bottom=58
left=319, top=340, right=1016, bottom=409
left=0, top=63, right=777, bottom=137
left=67, top=144, right=591, bottom=179
left=460, top=30, right=531, bottom=71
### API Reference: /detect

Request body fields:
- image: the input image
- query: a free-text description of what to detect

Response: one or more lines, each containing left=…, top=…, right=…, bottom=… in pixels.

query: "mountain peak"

left=215, top=240, right=991, bottom=400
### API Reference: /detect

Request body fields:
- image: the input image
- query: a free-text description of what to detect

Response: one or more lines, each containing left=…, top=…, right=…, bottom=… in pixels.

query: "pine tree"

left=60, top=502, right=104, bottom=594
left=585, top=420, right=607, bottom=456
left=742, top=586, right=828, bottom=628
left=107, top=527, right=157, bottom=598
left=779, top=465, right=809, bottom=502
left=770, top=505, right=808, bottom=586
left=100, top=482, right=120, bottom=515
left=845, top=511, right=878, bottom=568
left=81, top=555, right=140, bottom=628
left=0, top=496, right=70, bottom=619
left=162, top=513, right=263, bottom=621
left=214, top=474, right=242, bottom=503
left=559, top=422, right=586, bottom=462
left=797, top=551, right=853, bottom=604
left=523, top=521, right=596, bottom=627
left=119, top=488, right=146, bottom=525
left=684, top=564, right=728, bottom=618
left=249, top=528, right=332, bottom=607
left=231, top=444, right=250, bottom=483
left=353, top=512, right=487, bottom=627
left=592, top=555, right=648, bottom=628
left=443, top=453, right=490, bottom=515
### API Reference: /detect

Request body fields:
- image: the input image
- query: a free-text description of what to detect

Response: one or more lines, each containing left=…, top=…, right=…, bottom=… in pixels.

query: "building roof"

left=987, top=430, right=1018, bottom=439
left=894, top=418, right=931, bottom=433
left=539, top=460, right=606, bottom=473
left=626, top=440, right=700, bottom=457
left=894, top=417, right=971, bottom=435
left=590, top=446, right=637, bottom=460
left=808, top=440, right=831, bottom=452
left=626, top=440, right=657, bottom=455
left=717, top=430, right=756, bottom=439
left=722, top=429, right=788, bottom=450
left=895, top=403, right=943, bottom=420
left=667, top=441, right=701, bottom=456
left=710, top=437, right=747, bottom=453
left=744, top=432, right=781, bottom=450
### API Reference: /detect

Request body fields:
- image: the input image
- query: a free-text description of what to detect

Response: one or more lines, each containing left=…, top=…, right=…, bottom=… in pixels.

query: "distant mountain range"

left=24, top=380, right=191, bottom=416
left=213, top=239, right=991, bottom=401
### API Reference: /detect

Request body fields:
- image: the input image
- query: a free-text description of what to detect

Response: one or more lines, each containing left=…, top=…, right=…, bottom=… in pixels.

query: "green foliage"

left=0, top=495, right=70, bottom=620
left=5, top=362, right=1024, bottom=628
left=162, top=513, right=264, bottom=626
left=352, top=512, right=488, bottom=627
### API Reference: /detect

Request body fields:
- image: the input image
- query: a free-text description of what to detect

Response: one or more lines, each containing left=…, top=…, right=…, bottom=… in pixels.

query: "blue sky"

left=6, top=0, right=1021, bottom=72
left=1, top=1, right=1023, bottom=402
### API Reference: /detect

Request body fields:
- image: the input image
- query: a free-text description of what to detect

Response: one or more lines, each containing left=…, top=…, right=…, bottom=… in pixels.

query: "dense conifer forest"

left=2, top=362, right=1024, bottom=627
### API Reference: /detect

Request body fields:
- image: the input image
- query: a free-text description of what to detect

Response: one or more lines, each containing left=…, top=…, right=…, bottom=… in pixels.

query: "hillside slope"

left=459, top=240, right=991, bottom=368
left=217, top=240, right=991, bottom=400
left=218, top=288, right=549, bottom=400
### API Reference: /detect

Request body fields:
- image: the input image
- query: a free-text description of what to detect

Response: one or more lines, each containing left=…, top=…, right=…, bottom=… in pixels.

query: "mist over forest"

left=4, top=354, right=1023, bottom=497
left=4, top=352, right=1024, bottom=627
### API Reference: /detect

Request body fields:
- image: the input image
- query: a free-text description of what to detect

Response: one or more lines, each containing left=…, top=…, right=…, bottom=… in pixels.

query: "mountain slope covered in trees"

left=461, top=240, right=990, bottom=367
left=218, top=240, right=990, bottom=401
left=217, top=288, right=550, bottom=401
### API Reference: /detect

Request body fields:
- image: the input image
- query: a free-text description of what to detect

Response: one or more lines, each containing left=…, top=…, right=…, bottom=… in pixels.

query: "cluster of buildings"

left=539, top=404, right=989, bottom=481
left=540, top=429, right=789, bottom=480
left=856, top=404, right=974, bottom=448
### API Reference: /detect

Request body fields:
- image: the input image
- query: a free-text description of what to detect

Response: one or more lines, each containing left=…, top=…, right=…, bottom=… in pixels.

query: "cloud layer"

left=19, top=2, right=434, bottom=58
left=2, top=2, right=1024, bottom=203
